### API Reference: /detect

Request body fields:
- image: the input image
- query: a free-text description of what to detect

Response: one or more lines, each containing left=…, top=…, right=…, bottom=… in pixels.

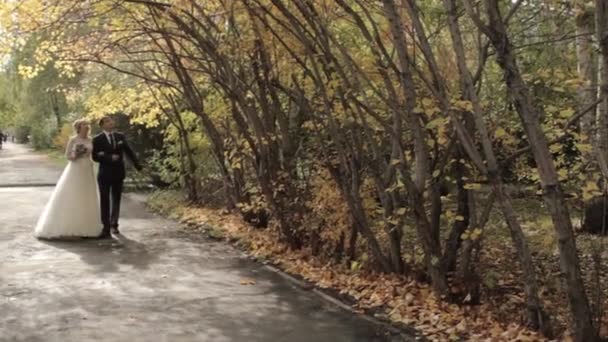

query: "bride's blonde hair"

left=72, top=118, right=90, bottom=135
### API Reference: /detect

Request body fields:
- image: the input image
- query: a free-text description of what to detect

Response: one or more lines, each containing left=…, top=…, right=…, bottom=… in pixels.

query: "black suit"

left=92, top=132, right=141, bottom=233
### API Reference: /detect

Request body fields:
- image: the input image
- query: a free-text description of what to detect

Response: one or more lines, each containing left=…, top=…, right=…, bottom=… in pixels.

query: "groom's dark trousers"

left=92, top=132, right=140, bottom=234
left=98, top=179, right=124, bottom=229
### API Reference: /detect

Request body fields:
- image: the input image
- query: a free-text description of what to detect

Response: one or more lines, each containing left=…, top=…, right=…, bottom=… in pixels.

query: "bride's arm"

left=65, top=138, right=76, bottom=161
left=91, top=137, right=102, bottom=163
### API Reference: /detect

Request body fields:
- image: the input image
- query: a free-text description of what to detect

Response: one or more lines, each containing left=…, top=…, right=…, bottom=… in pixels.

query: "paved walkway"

left=0, top=143, right=62, bottom=186
left=0, top=143, right=401, bottom=342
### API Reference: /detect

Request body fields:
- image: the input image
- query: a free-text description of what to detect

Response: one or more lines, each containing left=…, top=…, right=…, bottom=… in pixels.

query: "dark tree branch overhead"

left=4, top=0, right=607, bottom=338
left=62, top=57, right=179, bottom=89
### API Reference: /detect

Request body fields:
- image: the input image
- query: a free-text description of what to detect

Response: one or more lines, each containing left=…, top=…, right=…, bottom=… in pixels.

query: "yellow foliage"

left=84, top=83, right=161, bottom=128
left=582, top=181, right=602, bottom=201
left=53, top=123, right=73, bottom=151
left=494, top=127, right=507, bottom=139
left=309, top=169, right=351, bottom=244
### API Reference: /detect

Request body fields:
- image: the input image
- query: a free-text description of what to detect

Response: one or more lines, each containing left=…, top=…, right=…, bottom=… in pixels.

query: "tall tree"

left=463, top=0, right=597, bottom=340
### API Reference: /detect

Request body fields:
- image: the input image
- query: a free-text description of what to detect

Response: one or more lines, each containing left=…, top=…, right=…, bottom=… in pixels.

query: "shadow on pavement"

left=39, top=234, right=163, bottom=273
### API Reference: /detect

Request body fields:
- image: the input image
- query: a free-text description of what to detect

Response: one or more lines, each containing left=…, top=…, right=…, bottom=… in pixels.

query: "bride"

left=34, top=118, right=102, bottom=239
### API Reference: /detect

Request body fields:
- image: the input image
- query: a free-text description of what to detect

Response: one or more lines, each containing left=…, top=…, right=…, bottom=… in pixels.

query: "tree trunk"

left=173, top=106, right=199, bottom=201
left=380, top=0, right=429, bottom=193
left=494, top=183, right=551, bottom=332
left=597, top=0, right=608, bottom=177
left=347, top=223, right=359, bottom=262
left=50, top=92, right=61, bottom=129
left=429, top=181, right=443, bottom=246
left=575, top=2, right=607, bottom=215
left=576, top=4, right=597, bottom=138
left=160, top=30, right=240, bottom=208
left=465, top=0, right=597, bottom=339
left=381, top=0, right=449, bottom=296
left=459, top=192, right=495, bottom=279
left=442, top=150, right=470, bottom=273
left=444, top=0, right=551, bottom=335
left=329, top=166, right=394, bottom=273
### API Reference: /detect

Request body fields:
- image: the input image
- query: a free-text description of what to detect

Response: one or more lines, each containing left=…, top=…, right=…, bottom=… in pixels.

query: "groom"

left=92, top=116, right=142, bottom=239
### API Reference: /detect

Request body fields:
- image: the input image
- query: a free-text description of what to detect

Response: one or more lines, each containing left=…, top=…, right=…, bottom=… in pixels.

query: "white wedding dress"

left=34, top=136, right=102, bottom=239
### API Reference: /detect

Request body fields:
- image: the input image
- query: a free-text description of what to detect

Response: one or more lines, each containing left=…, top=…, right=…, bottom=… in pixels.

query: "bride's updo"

left=72, top=118, right=89, bottom=135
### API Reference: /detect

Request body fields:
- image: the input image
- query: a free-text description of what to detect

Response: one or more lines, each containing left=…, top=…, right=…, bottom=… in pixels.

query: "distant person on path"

left=92, top=116, right=142, bottom=239
left=34, top=119, right=103, bottom=239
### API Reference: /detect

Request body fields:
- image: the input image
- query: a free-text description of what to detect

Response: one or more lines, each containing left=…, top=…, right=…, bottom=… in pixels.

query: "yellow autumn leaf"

left=421, top=98, right=433, bottom=107
left=545, top=104, right=558, bottom=113
left=553, top=86, right=565, bottom=93
left=559, top=108, right=575, bottom=118
left=470, top=228, right=482, bottom=240
left=452, top=100, right=473, bottom=112
left=576, top=143, right=593, bottom=153
left=582, top=181, right=601, bottom=201
left=240, top=279, right=256, bottom=286
left=463, top=183, right=482, bottom=190
left=494, top=127, right=507, bottom=139
left=426, top=117, right=445, bottom=129
left=395, top=207, right=407, bottom=216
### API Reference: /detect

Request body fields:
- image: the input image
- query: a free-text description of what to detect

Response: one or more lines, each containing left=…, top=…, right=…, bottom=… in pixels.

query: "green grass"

left=483, top=197, right=587, bottom=256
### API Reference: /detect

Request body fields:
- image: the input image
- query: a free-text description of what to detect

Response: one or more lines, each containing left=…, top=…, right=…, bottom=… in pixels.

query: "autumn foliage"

left=2, top=0, right=608, bottom=340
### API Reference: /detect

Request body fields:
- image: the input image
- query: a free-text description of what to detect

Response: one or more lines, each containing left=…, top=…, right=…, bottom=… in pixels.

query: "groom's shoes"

left=97, top=232, right=112, bottom=239
left=111, top=226, right=120, bottom=235
left=97, top=226, right=112, bottom=239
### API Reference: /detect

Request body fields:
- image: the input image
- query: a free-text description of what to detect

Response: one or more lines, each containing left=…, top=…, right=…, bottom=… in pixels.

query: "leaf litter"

left=173, top=206, right=549, bottom=341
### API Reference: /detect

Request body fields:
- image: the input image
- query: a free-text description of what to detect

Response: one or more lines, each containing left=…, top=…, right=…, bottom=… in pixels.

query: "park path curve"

left=0, top=142, right=401, bottom=342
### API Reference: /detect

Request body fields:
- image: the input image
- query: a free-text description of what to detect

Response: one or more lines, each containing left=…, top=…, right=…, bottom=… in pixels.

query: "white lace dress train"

left=34, top=137, right=102, bottom=239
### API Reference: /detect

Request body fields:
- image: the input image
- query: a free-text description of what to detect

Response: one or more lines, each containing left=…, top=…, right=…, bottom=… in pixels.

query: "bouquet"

left=74, top=143, right=88, bottom=158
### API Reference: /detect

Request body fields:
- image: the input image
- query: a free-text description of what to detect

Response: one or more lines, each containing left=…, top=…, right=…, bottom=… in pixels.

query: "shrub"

left=53, top=123, right=73, bottom=151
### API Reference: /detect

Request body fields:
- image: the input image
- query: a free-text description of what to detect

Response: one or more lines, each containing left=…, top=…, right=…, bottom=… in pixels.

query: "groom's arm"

left=92, top=137, right=112, bottom=164
left=120, top=134, right=142, bottom=170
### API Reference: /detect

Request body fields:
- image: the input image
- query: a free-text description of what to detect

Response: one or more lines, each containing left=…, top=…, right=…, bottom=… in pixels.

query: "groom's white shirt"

left=103, top=130, right=114, bottom=146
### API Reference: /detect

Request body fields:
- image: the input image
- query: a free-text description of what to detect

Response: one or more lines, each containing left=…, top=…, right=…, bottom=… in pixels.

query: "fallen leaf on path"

left=240, top=279, right=256, bottom=285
